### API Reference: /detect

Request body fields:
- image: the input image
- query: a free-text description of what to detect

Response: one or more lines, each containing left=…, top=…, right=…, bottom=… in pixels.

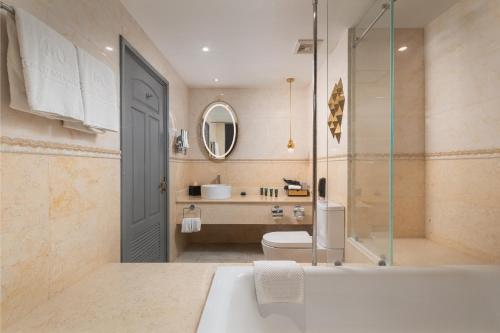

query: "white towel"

left=61, top=120, right=105, bottom=134
left=253, top=261, right=304, bottom=304
left=6, top=12, right=30, bottom=113
left=181, top=218, right=202, bottom=233
left=11, top=7, right=84, bottom=121
left=73, top=47, right=119, bottom=132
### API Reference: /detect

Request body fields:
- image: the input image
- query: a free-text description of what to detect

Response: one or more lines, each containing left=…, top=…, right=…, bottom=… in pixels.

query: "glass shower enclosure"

left=348, top=0, right=394, bottom=264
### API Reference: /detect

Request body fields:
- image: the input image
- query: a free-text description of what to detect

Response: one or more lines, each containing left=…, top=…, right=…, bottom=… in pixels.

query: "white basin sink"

left=201, top=184, right=232, bottom=200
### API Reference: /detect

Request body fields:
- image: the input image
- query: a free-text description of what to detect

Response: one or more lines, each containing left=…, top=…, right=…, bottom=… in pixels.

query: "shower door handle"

left=159, top=177, right=167, bottom=193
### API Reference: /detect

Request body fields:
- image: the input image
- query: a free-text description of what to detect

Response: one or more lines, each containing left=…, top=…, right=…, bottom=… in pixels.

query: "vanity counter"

left=177, top=194, right=312, bottom=204
left=4, top=263, right=226, bottom=333
left=176, top=194, right=313, bottom=225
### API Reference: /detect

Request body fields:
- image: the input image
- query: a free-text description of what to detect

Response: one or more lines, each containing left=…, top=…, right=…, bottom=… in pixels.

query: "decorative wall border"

left=425, top=148, right=500, bottom=160
left=169, top=157, right=312, bottom=163
left=0, top=136, right=121, bottom=159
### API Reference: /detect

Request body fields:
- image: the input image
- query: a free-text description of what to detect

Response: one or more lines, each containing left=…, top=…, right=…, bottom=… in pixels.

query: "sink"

left=201, top=184, right=232, bottom=200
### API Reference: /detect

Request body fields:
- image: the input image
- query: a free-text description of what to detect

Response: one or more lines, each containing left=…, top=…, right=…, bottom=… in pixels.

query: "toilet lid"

left=262, top=231, right=312, bottom=249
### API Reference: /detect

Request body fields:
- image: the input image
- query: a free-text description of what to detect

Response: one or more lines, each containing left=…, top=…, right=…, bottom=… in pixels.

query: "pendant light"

left=286, top=77, right=295, bottom=152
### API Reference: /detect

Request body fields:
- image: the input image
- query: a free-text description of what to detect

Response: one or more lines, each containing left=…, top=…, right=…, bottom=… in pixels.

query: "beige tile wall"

left=1, top=152, right=120, bottom=328
left=424, top=0, right=500, bottom=263
left=317, top=30, right=349, bottom=207
left=394, top=29, right=425, bottom=238
left=188, top=88, right=312, bottom=161
left=182, top=87, right=312, bottom=194
left=185, top=159, right=311, bottom=188
left=0, top=0, right=190, bottom=328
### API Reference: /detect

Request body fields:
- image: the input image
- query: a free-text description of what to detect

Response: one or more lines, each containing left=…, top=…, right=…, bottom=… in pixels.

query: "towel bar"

left=183, top=204, right=201, bottom=219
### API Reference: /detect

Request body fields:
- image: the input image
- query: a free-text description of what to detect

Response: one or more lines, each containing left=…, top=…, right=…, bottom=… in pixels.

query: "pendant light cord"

left=289, top=79, right=292, bottom=139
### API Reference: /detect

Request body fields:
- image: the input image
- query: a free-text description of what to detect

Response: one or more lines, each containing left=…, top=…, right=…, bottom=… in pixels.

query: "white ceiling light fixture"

left=105, top=46, right=114, bottom=51
left=214, top=78, right=219, bottom=83
left=202, top=46, right=210, bottom=52
left=398, top=45, right=408, bottom=52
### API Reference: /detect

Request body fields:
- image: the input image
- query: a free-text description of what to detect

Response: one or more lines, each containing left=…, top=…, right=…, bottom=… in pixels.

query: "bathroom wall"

left=424, top=0, right=500, bottom=262
left=347, top=27, right=426, bottom=246
left=185, top=88, right=312, bottom=189
left=317, top=30, right=349, bottom=207
left=394, top=29, right=425, bottom=237
left=0, top=0, right=189, bottom=328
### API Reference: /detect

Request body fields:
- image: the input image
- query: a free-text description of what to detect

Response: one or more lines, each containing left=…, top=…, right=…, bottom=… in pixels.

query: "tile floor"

left=175, top=243, right=265, bottom=263
left=354, top=237, right=488, bottom=266
left=393, top=238, right=489, bottom=266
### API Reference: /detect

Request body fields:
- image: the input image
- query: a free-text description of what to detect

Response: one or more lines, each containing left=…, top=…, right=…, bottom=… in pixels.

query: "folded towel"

left=287, top=184, right=302, bottom=190
left=181, top=217, right=202, bottom=233
left=11, top=7, right=84, bottom=121
left=253, top=261, right=304, bottom=304
left=62, top=120, right=105, bottom=134
left=74, top=47, right=119, bottom=132
left=6, top=12, right=30, bottom=113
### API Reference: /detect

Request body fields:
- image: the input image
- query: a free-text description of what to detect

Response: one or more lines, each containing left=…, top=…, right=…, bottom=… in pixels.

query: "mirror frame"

left=200, top=101, right=238, bottom=160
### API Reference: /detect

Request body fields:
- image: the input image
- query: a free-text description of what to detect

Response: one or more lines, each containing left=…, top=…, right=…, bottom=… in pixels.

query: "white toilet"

left=261, top=201, right=345, bottom=262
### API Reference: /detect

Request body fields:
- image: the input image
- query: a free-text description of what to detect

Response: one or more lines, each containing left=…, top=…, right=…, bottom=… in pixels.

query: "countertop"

left=4, top=263, right=225, bottom=333
left=176, top=194, right=313, bottom=204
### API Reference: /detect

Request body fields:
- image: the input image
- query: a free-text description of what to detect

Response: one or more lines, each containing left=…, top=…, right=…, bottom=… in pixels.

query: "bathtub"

left=197, top=265, right=500, bottom=333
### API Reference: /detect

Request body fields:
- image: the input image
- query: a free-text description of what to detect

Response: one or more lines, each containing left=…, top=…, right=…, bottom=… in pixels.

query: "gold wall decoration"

left=327, top=78, right=345, bottom=143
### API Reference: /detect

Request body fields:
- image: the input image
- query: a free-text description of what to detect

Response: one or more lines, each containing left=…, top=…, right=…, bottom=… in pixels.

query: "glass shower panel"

left=348, top=0, right=394, bottom=264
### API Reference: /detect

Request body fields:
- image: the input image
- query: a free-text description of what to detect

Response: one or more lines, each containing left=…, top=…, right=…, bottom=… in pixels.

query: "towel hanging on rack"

left=6, top=7, right=84, bottom=121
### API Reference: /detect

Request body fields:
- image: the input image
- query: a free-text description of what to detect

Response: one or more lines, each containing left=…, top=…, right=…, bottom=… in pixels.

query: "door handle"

left=159, top=177, right=167, bottom=193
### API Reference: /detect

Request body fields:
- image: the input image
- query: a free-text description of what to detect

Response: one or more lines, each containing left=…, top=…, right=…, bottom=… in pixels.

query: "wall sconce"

left=175, top=129, right=189, bottom=154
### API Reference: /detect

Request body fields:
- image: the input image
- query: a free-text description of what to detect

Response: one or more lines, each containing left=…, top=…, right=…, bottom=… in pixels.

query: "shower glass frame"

left=346, top=0, right=395, bottom=265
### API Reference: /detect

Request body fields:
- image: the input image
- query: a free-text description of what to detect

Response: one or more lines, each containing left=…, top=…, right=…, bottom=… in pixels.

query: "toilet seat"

left=262, top=231, right=311, bottom=249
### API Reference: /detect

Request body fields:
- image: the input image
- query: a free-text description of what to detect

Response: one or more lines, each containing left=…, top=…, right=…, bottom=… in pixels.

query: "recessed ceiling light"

left=202, top=46, right=210, bottom=52
left=105, top=46, right=114, bottom=51
left=214, top=78, right=219, bottom=82
left=398, top=46, right=408, bottom=52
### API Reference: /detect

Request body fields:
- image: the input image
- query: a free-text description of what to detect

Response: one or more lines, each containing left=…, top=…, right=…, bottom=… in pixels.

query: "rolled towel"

left=181, top=217, right=202, bottom=233
left=181, top=218, right=192, bottom=233
left=253, top=261, right=304, bottom=304
left=287, top=184, right=302, bottom=190
left=191, top=217, right=201, bottom=232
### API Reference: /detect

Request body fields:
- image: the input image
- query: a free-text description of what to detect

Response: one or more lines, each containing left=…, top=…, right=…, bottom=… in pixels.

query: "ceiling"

left=121, top=0, right=460, bottom=88
left=394, top=0, right=460, bottom=28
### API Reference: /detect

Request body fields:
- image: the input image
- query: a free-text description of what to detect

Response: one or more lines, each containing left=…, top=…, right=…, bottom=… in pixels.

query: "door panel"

left=122, top=43, right=167, bottom=262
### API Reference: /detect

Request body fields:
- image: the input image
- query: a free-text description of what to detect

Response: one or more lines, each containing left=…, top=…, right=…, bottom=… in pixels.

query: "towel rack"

left=183, top=204, right=201, bottom=219
left=0, top=1, right=15, bottom=15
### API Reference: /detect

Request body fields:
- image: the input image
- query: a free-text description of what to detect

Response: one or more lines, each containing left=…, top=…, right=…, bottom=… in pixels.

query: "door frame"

left=119, top=36, right=170, bottom=262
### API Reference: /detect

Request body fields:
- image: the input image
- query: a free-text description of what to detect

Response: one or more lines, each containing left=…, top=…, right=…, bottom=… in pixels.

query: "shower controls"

left=293, top=205, right=305, bottom=220
left=271, top=205, right=283, bottom=220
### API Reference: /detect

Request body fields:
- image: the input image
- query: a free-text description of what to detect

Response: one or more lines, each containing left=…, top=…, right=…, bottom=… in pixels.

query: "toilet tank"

left=317, top=201, right=345, bottom=249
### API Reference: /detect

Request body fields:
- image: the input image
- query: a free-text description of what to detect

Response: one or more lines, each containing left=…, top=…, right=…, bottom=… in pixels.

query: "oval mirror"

left=201, top=101, right=238, bottom=159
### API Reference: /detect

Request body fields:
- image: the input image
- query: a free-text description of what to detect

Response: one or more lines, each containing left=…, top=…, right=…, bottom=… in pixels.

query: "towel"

left=72, top=47, right=119, bottom=132
left=181, top=217, right=202, bottom=233
left=253, top=261, right=304, bottom=304
left=11, top=7, right=84, bottom=121
left=62, top=120, right=105, bottom=134
left=6, top=12, right=30, bottom=113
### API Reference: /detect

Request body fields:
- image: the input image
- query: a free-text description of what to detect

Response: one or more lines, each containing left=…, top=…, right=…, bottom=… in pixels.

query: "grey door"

left=121, top=39, right=168, bottom=262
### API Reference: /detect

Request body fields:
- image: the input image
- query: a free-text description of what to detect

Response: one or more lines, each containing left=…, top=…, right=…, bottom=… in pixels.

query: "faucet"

left=215, top=174, right=221, bottom=184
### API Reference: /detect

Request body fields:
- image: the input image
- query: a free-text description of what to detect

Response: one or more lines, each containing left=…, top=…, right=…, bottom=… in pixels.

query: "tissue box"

left=188, top=185, right=201, bottom=196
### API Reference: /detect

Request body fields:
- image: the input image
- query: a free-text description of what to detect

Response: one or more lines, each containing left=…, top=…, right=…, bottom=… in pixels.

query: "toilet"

left=261, top=201, right=345, bottom=262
